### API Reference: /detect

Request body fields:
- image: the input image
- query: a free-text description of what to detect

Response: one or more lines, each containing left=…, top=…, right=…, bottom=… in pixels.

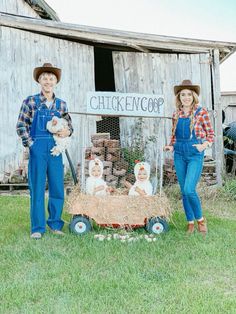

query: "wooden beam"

left=219, top=47, right=236, bottom=64
left=0, top=12, right=235, bottom=59
left=211, top=49, right=224, bottom=186
left=127, top=43, right=150, bottom=52
left=24, top=0, right=60, bottom=21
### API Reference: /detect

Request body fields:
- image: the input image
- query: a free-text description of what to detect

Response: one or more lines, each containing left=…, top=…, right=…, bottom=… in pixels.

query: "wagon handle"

left=65, top=149, right=78, bottom=185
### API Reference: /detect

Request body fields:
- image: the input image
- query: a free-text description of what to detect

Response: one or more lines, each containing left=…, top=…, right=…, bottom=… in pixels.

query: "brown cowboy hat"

left=33, top=63, right=61, bottom=83
left=174, top=79, right=200, bottom=96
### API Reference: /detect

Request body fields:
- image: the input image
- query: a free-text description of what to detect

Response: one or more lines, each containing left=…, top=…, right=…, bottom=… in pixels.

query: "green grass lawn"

left=0, top=191, right=236, bottom=314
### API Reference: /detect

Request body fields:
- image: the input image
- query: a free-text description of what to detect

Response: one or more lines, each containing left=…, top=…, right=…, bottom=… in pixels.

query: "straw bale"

left=67, top=193, right=171, bottom=226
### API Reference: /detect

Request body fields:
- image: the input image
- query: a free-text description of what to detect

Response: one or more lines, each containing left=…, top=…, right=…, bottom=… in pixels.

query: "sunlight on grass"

left=0, top=194, right=235, bottom=313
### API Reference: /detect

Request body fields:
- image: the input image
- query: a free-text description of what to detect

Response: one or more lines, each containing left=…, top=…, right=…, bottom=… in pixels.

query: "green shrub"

left=121, top=118, right=156, bottom=172
left=222, top=178, right=236, bottom=200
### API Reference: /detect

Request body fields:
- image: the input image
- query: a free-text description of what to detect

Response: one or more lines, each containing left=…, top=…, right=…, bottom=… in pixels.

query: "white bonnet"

left=89, top=158, right=103, bottom=178
left=134, top=162, right=150, bottom=180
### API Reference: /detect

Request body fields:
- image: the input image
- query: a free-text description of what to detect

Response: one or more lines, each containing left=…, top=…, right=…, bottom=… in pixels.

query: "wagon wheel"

left=69, top=215, right=92, bottom=235
left=146, top=217, right=169, bottom=234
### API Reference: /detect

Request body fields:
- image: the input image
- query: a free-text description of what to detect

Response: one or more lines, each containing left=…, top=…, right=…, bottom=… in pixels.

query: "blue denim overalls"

left=28, top=95, right=64, bottom=234
left=174, top=107, right=204, bottom=221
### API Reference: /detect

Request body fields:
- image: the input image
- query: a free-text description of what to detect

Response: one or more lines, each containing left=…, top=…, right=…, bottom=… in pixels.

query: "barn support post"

left=211, top=49, right=224, bottom=186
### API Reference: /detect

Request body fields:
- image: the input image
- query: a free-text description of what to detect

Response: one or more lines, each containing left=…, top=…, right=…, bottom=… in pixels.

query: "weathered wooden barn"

left=1, top=0, right=236, bottom=185
left=221, top=92, right=236, bottom=124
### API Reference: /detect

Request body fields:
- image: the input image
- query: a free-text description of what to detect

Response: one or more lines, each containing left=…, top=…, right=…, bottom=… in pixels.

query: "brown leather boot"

left=197, top=219, right=207, bottom=234
left=187, top=223, right=195, bottom=234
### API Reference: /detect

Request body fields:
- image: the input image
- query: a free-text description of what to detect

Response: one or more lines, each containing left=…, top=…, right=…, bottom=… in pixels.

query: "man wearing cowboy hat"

left=16, top=63, right=73, bottom=239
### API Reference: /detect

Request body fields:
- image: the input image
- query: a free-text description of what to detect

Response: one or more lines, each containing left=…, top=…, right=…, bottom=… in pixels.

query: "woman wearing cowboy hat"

left=164, top=80, right=214, bottom=234
left=16, top=63, right=73, bottom=239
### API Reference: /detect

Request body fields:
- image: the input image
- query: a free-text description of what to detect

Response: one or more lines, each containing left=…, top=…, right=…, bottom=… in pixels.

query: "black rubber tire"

left=146, top=217, right=169, bottom=234
left=69, top=215, right=92, bottom=235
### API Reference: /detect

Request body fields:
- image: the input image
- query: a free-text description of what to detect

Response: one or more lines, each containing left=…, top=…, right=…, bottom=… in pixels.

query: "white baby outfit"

left=86, top=158, right=108, bottom=196
left=128, top=162, right=153, bottom=196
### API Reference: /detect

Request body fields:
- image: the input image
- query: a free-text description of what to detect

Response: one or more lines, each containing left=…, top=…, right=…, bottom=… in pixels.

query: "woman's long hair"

left=171, top=90, right=199, bottom=138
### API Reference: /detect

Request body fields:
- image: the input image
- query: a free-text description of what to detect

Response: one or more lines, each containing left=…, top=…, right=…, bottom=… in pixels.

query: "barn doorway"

left=94, top=47, right=120, bottom=140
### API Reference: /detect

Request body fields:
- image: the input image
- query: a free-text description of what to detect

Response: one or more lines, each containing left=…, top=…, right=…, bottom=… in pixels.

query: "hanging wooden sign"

left=86, top=92, right=164, bottom=117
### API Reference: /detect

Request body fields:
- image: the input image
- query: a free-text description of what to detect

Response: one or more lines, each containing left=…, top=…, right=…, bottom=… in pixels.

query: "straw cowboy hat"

left=33, top=63, right=61, bottom=83
left=174, top=79, right=200, bottom=96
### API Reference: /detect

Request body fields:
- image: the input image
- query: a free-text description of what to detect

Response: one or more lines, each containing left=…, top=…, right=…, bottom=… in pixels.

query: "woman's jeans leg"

left=174, top=152, right=204, bottom=221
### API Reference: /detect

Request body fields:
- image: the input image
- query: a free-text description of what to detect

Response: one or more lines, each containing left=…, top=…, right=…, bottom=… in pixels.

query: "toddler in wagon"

left=128, top=162, right=153, bottom=196
left=86, top=158, right=111, bottom=196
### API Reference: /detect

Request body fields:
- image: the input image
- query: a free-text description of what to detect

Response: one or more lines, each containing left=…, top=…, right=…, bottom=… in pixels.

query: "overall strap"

left=34, top=94, right=41, bottom=108
left=190, top=106, right=202, bottom=140
left=55, top=98, right=61, bottom=111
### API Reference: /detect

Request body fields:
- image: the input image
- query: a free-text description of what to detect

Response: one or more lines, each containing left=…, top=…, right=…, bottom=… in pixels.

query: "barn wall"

left=0, top=0, right=39, bottom=18
left=0, top=26, right=96, bottom=180
left=221, top=94, right=236, bottom=124
left=113, top=52, right=212, bottom=168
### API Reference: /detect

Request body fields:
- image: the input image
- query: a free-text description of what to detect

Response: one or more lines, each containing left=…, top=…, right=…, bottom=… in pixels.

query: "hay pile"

left=67, top=186, right=171, bottom=226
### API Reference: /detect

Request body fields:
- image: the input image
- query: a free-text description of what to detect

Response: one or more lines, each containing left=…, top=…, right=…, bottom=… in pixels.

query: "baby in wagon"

left=128, top=162, right=153, bottom=196
left=86, top=158, right=112, bottom=196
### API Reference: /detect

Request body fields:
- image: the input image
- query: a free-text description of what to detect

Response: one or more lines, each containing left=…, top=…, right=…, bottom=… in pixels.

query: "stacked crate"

left=163, top=157, right=217, bottom=186
left=201, top=160, right=217, bottom=185
left=81, top=133, right=129, bottom=188
left=0, top=150, right=29, bottom=184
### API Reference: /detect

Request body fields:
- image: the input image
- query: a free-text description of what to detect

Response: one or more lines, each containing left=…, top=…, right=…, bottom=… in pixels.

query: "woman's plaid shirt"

left=170, top=106, right=215, bottom=145
left=16, top=92, right=73, bottom=147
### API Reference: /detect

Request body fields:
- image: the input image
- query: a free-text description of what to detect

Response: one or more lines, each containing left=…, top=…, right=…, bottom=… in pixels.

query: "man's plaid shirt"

left=170, top=106, right=215, bottom=145
left=16, top=92, right=73, bottom=147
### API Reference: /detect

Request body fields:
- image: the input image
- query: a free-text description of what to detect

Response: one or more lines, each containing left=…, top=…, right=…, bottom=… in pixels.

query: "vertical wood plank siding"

left=212, top=49, right=223, bottom=185
left=0, top=26, right=95, bottom=180
left=0, top=0, right=39, bottom=18
left=113, top=51, right=212, bottom=169
left=221, top=94, right=236, bottom=124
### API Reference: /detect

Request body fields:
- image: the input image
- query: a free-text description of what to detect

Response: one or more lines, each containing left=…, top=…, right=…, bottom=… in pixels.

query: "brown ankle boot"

left=197, top=219, right=207, bottom=234
left=187, top=223, right=195, bottom=234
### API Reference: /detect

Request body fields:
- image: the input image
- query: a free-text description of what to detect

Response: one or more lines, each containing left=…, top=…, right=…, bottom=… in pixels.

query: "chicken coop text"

left=87, top=92, right=164, bottom=117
